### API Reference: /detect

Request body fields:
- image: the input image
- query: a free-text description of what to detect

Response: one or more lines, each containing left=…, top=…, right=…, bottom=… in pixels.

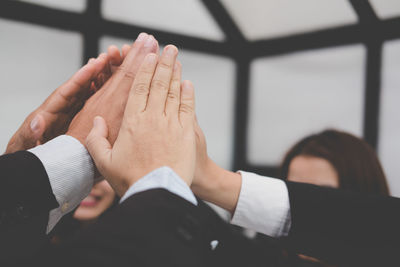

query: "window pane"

left=102, top=0, right=224, bottom=41
left=220, top=0, right=357, bottom=40
left=369, top=0, right=400, bottom=19
left=247, top=45, right=365, bottom=165
left=0, top=19, right=82, bottom=152
left=378, top=40, right=400, bottom=197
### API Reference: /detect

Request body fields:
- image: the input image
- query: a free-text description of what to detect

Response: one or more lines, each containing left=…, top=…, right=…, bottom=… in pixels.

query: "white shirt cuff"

left=120, top=166, right=198, bottom=206
left=231, top=171, right=291, bottom=238
left=29, top=135, right=95, bottom=233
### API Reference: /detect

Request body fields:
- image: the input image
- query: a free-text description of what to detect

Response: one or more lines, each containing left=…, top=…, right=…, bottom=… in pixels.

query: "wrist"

left=65, top=130, right=86, bottom=145
left=192, top=159, right=242, bottom=215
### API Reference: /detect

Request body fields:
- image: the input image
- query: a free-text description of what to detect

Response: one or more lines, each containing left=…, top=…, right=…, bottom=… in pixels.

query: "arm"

left=0, top=33, right=158, bottom=265
left=191, top=124, right=400, bottom=264
left=285, top=181, right=400, bottom=264
left=61, top=46, right=275, bottom=267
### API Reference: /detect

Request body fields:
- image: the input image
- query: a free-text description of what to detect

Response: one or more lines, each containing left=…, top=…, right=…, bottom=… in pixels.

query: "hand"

left=86, top=46, right=197, bottom=197
left=5, top=53, right=114, bottom=154
left=66, top=33, right=159, bottom=145
left=191, top=121, right=242, bottom=214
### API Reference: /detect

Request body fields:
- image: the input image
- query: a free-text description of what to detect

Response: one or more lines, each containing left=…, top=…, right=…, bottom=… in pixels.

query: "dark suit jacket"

left=39, top=189, right=278, bottom=267
left=0, top=151, right=274, bottom=267
left=2, top=150, right=400, bottom=266
left=285, top=181, right=400, bottom=266
left=0, top=151, right=58, bottom=264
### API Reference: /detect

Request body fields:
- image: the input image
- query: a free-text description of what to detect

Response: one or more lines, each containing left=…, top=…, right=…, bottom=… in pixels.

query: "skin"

left=5, top=53, right=113, bottom=154
left=73, top=180, right=116, bottom=222
left=86, top=46, right=197, bottom=196
left=67, top=33, right=159, bottom=146
left=287, top=155, right=339, bottom=188
left=4, top=34, right=151, bottom=154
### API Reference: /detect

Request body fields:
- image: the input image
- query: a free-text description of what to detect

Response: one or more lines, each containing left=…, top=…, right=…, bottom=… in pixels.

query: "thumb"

left=30, top=113, right=46, bottom=140
left=5, top=113, right=46, bottom=153
left=86, top=116, right=112, bottom=173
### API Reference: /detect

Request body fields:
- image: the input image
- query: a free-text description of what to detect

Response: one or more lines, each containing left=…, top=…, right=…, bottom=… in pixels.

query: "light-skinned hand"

left=86, top=45, right=197, bottom=197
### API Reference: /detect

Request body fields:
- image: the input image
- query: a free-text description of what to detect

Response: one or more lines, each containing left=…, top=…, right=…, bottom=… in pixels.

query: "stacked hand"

left=5, top=53, right=110, bottom=153
left=6, top=31, right=239, bottom=213
left=86, top=45, right=197, bottom=196
left=6, top=33, right=158, bottom=153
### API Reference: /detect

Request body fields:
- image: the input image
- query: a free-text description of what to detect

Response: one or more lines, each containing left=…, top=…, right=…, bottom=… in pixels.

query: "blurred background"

left=1, top=0, right=400, bottom=195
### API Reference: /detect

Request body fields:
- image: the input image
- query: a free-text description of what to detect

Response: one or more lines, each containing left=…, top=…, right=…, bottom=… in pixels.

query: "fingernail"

left=144, top=35, right=155, bottom=48
left=88, top=58, right=95, bottom=64
left=165, top=45, right=178, bottom=56
left=30, top=116, right=40, bottom=132
left=136, top=32, right=147, bottom=43
left=182, top=80, right=193, bottom=96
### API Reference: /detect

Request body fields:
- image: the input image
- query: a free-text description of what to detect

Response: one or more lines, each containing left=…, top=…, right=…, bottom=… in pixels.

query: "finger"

left=125, top=53, right=158, bottom=115
left=107, top=45, right=122, bottom=66
left=92, top=53, right=109, bottom=75
left=5, top=113, right=46, bottom=153
left=92, top=53, right=109, bottom=88
left=30, top=114, right=46, bottom=140
left=121, top=44, right=131, bottom=59
left=179, top=80, right=195, bottom=127
left=55, top=60, right=98, bottom=102
left=86, top=116, right=112, bottom=174
left=146, top=45, right=178, bottom=114
left=165, top=61, right=182, bottom=117
left=109, top=33, right=157, bottom=93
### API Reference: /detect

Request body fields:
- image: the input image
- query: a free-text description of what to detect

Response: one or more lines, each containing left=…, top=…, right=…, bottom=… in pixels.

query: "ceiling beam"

left=200, top=0, right=246, bottom=43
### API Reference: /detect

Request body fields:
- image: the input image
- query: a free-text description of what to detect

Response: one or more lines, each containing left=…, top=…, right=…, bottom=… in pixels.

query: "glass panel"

left=247, top=45, right=365, bottom=165
left=378, top=40, right=400, bottom=197
left=102, top=0, right=224, bottom=41
left=100, top=37, right=235, bottom=170
left=369, top=0, right=400, bottom=19
left=0, top=19, right=82, bottom=152
left=220, top=0, right=358, bottom=40
left=18, top=0, right=86, bottom=12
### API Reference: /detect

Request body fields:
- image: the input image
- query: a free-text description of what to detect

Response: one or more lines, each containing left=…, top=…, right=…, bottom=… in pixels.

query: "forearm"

left=191, top=159, right=241, bottom=215
left=29, top=135, right=95, bottom=233
left=193, top=160, right=291, bottom=238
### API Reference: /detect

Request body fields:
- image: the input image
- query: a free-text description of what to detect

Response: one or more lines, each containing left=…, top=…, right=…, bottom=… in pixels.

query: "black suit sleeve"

left=0, top=151, right=59, bottom=265
left=285, top=181, right=400, bottom=265
left=46, top=189, right=276, bottom=267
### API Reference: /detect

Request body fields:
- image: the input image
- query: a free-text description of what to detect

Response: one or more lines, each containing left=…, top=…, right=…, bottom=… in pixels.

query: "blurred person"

left=73, top=180, right=117, bottom=223
left=277, top=129, right=390, bottom=266
left=191, top=123, right=400, bottom=266
left=50, top=180, right=118, bottom=245
left=281, top=129, right=389, bottom=195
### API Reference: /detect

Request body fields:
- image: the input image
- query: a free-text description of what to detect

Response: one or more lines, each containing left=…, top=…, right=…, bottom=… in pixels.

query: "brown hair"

left=280, top=129, right=390, bottom=195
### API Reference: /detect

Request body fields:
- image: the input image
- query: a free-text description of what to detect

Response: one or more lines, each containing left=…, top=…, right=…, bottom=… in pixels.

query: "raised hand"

left=5, top=53, right=113, bottom=154
left=86, top=46, right=197, bottom=197
left=66, top=33, right=159, bottom=145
